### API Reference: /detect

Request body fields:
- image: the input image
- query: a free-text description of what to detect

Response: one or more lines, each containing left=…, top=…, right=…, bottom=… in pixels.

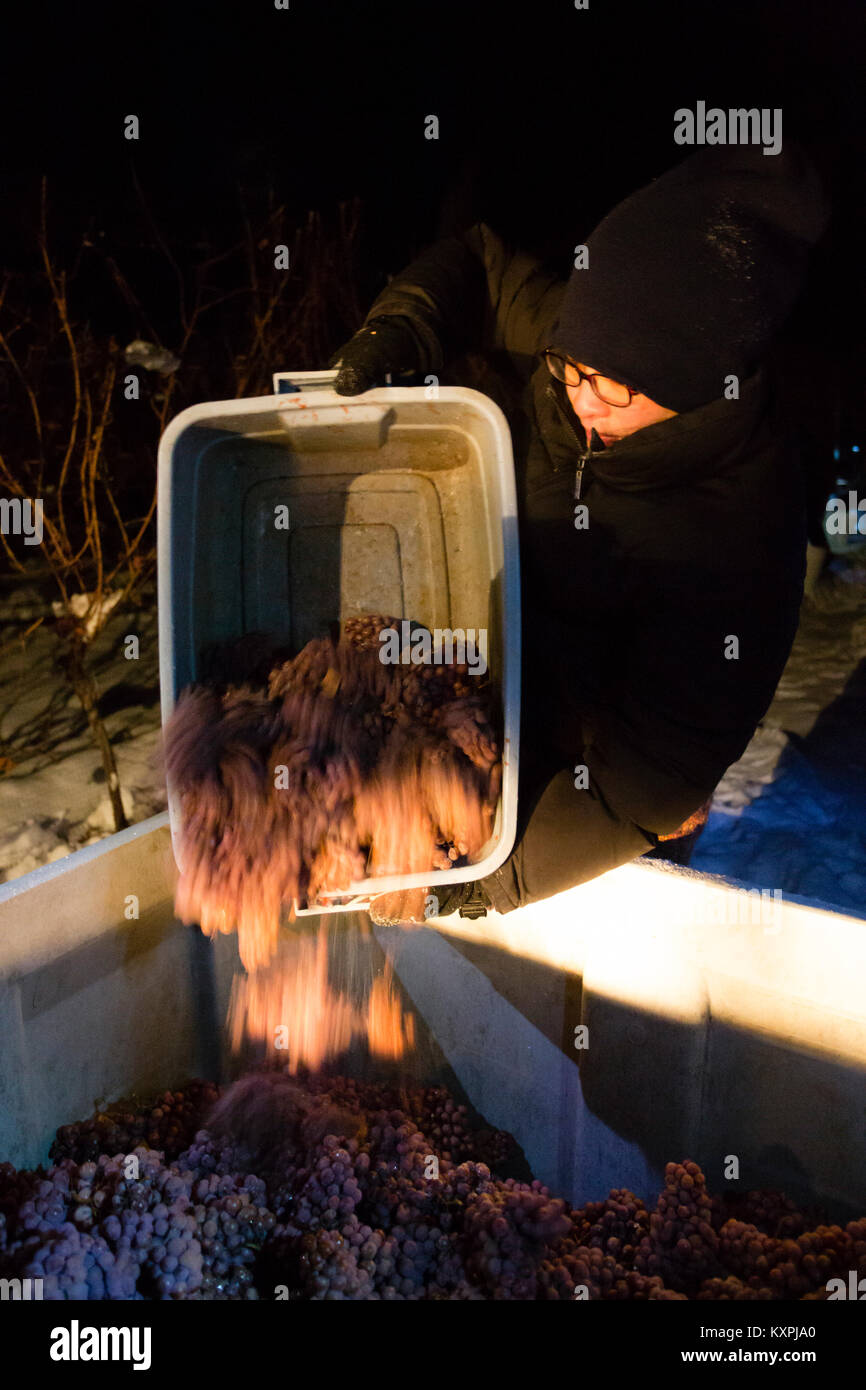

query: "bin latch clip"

left=458, top=884, right=489, bottom=919
left=459, top=903, right=488, bottom=919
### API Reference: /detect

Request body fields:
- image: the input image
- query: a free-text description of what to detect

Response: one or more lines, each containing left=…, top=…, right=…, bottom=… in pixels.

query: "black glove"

left=329, top=316, right=425, bottom=396
left=428, top=879, right=491, bottom=920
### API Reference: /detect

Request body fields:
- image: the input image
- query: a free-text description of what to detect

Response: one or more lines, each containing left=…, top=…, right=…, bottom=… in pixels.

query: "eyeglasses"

left=543, top=349, right=637, bottom=408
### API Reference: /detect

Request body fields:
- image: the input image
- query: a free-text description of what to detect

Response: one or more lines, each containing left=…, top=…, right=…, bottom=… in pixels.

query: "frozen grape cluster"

left=716, top=1218, right=861, bottom=1300
left=574, top=1188, right=651, bottom=1263
left=461, top=1178, right=572, bottom=1299
left=712, top=1186, right=811, bottom=1239
left=2, top=1101, right=273, bottom=1300
left=51, top=1081, right=220, bottom=1165
left=3, top=1073, right=866, bottom=1299
left=634, top=1160, right=722, bottom=1293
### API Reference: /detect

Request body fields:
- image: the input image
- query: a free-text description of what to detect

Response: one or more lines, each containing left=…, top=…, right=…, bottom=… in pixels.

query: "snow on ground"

left=690, top=555, right=866, bottom=914
left=0, top=559, right=864, bottom=912
left=0, top=586, right=165, bottom=881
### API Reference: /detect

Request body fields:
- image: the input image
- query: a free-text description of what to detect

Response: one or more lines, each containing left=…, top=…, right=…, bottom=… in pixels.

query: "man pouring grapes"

left=330, top=145, right=829, bottom=921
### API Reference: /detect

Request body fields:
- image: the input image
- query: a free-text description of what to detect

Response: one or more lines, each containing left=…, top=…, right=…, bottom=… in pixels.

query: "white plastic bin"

left=157, top=370, right=521, bottom=911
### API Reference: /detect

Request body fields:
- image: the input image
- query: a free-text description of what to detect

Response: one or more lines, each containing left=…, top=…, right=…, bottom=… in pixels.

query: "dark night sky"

left=1, top=0, right=864, bottom=345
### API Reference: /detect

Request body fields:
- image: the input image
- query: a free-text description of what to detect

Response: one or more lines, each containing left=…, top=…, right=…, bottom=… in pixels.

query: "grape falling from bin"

left=163, top=613, right=502, bottom=1061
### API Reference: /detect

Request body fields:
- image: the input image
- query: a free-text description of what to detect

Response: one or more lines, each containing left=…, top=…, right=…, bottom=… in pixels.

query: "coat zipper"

left=545, top=381, right=595, bottom=501
left=574, top=454, right=588, bottom=502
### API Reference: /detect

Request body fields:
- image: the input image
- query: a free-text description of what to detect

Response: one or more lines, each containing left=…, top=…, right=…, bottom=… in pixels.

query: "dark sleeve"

left=482, top=769, right=656, bottom=912
left=363, top=223, right=563, bottom=384
left=482, top=576, right=798, bottom=913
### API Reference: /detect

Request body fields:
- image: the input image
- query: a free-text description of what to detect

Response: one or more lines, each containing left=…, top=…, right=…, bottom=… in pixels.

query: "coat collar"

left=544, top=366, right=770, bottom=492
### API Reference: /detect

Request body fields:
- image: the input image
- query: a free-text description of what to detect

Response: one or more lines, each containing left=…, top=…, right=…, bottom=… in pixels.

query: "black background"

left=1, top=3, right=861, bottom=257
left=0, top=0, right=863, bottom=435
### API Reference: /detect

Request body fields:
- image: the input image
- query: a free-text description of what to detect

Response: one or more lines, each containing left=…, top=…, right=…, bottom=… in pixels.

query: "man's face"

left=564, top=362, right=678, bottom=447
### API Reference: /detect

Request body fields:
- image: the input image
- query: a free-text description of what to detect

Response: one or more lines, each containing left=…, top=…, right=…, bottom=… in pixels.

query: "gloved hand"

left=367, top=879, right=490, bottom=926
left=329, top=316, right=425, bottom=396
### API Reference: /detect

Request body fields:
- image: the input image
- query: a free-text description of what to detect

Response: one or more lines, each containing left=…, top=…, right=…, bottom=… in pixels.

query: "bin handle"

left=273, top=368, right=340, bottom=394
left=273, top=367, right=403, bottom=395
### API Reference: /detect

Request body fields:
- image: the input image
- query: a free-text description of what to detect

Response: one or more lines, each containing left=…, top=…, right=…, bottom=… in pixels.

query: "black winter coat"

left=363, top=224, right=807, bottom=911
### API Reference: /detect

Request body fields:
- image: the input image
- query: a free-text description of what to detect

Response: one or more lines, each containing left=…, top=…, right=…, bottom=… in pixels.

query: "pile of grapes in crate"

left=1, top=1071, right=864, bottom=1300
